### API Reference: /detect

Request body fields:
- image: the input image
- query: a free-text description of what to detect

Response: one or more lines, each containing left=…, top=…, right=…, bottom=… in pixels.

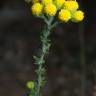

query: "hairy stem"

left=34, top=17, right=54, bottom=96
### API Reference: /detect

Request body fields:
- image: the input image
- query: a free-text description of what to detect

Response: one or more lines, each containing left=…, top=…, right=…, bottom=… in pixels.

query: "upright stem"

left=79, top=23, right=86, bottom=96
left=34, top=17, right=53, bottom=96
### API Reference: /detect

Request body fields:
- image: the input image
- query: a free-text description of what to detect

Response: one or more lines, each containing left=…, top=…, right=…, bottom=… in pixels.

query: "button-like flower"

left=44, top=3, right=57, bottom=16
left=58, top=9, right=71, bottom=22
left=31, top=3, right=43, bottom=16
left=27, top=81, right=34, bottom=89
left=54, top=0, right=65, bottom=9
left=72, top=10, right=84, bottom=21
left=64, top=1, right=79, bottom=11
left=42, top=0, right=52, bottom=5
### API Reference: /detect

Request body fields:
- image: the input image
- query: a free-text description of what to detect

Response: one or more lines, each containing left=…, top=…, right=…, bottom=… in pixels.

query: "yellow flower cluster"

left=64, top=1, right=79, bottom=11
left=31, top=0, right=84, bottom=22
left=31, top=3, right=43, bottom=16
left=59, top=9, right=71, bottom=22
left=44, top=3, right=57, bottom=16
left=73, top=10, right=84, bottom=21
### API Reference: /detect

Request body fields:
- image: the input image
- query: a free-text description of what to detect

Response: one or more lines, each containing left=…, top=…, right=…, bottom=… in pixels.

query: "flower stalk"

left=33, top=16, right=55, bottom=96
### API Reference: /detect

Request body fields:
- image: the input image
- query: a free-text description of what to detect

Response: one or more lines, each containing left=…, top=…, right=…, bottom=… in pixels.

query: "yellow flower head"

left=73, top=10, right=84, bottom=21
left=32, top=0, right=39, bottom=4
left=54, top=0, right=65, bottom=9
left=64, top=1, right=79, bottom=11
left=44, top=3, right=57, bottom=16
left=42, top=0, right=52, bottom=5
left=27, top=81, right=34, bottom=89
left=31, top=3, right=43, bottom=16
left=58, top=9, right=71, bottom=22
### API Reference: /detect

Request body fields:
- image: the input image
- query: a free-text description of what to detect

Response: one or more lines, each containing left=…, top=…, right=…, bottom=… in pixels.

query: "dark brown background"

left=0, top=0, right=95, bottom=96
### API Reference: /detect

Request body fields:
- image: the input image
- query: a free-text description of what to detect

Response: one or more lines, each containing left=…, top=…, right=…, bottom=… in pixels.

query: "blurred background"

left=0, top=0, right=95, bottom=96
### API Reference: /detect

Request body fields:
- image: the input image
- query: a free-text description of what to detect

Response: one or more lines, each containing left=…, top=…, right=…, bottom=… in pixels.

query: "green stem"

left=35, top=17, right=54, bottom=96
